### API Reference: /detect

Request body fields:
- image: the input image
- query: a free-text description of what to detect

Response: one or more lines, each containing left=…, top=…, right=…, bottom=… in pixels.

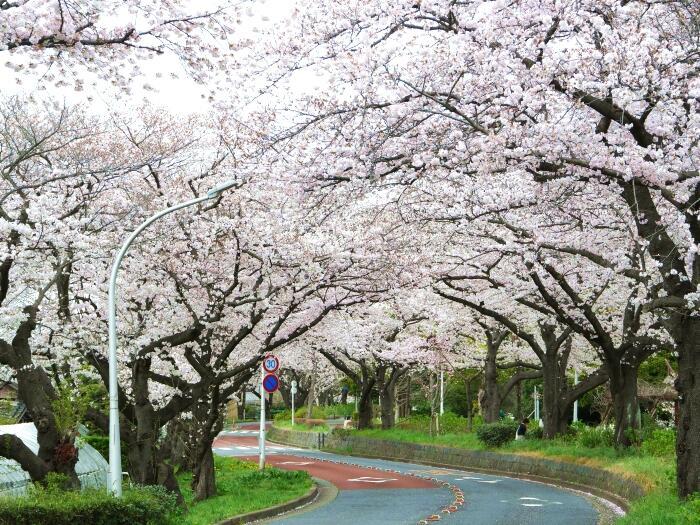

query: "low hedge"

left=476, top=421, right=518, bottom=447
left=0, top=484, right=178, bottom=525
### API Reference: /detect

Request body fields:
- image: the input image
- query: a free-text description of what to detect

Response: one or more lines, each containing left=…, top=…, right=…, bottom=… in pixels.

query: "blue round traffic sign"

left=263, top=373, right=280, bottom=393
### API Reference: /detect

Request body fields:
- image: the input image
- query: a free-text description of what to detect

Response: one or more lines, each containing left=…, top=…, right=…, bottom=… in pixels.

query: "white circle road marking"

left=347, top=476, right=399, bottom=483
left=455, top=476, right=501, bottom=483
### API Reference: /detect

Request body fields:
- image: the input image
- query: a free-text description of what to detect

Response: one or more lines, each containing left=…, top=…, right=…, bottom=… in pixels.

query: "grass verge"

left=176, top=456, right=312, bottom=525
left=274, top=419, right=329, bottom=432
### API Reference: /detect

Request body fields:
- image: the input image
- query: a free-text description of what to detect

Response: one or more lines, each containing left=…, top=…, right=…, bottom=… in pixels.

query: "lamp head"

left=207, top=179, right=239, bottom=199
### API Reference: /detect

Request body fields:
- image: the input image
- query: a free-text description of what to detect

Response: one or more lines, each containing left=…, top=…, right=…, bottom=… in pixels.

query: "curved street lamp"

left=107, top=180, right=239, bottom=496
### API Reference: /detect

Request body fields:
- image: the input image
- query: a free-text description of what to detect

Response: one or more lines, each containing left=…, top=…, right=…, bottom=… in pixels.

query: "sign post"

left=258, top=363, right=266, bottom=470
left=291, top=380, right=298, bottom=427
left=439, top=370, right=445, bottom=416
left=259, top=355, right=280, bottom=470
left=573, top=369, right=579, bottom=423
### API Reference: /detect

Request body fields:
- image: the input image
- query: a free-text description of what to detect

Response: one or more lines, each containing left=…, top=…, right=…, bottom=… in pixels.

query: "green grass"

left=275, top=419, right=329, bottom=432
left=176, top=456, right=312, bottom=525
left=351, top=426, right=700, bottom=524
left=617, top=492, right=700, bottom=524
left=354, top=428, right=673, bottom=488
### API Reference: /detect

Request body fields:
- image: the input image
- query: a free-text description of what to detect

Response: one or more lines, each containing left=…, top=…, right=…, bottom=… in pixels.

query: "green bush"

left=294, top=406, right=326, bottom=419
left=82, top=435, right=108, bottom=459
left=642, top=428, right=676, bottom=457
left=396, top=415, right=431, bottom=432
left=476, top=422, right=518, bottom=448
left=396, top=413, right=471, bottom=434
left=273, top=409, right=292, bottom=421
left=324, top=403, right=354, bottom=418
left=576, top=424, right=615, bottom=448
left=0, top=484, right=178, bottom=525
left=528, top=426, right=543, bottom=440
left=438, top=412, right=469, bottom=433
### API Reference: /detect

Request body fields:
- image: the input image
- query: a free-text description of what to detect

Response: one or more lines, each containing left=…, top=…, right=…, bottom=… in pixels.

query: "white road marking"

left=522, top=503, right=544, bottom=507
left=520, top=497, right=545, bottom=501
left=347, top=476, right=398, bottom=483
left=278, top=461, right=314, bottom=466
left=476, top=480, right=501, bottom=484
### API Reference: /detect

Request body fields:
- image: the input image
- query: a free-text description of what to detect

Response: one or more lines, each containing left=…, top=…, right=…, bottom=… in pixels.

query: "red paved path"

left=215, top=429, right=436, bottom=491
left=239, top=454, right=436, bottom=490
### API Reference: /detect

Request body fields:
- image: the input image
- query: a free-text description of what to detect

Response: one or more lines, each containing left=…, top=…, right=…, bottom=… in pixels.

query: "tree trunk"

left=379, top=381, right=395, bottom=429
left=126, top=429, right=157, bottom=486
left=398, top=376, right=411, bottom=418
left=482, top=348, right=500, bottom=423
left=237, top=387, right=246, bottom=420
left=675, top=315, right=700, bottom=498
left=465, top=378, right=473, bottom=432
left=306, top=371, right=316, bottom=420
left=541, top=359, right=569, bottom=439
left=429, top=373, right=439, bottom=436
left=15, top=365, right=80, bottom=487
left=157, top=462, right=185, bottom=506
left=609, top=360, right=641, bottom=447
left=356, top=385, right=373, bottom=430
left=193, top=446, right=216, bottom=502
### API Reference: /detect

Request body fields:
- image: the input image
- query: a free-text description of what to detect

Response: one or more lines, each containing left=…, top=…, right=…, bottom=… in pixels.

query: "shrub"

left=395, top=413, right=471, bottom=434
left=396, top=415, right=431, bottom=432
left=324, top=403, right=354, bottom=418
left=81, top=434, right=109, bottom=459
left=273, top=409, right=292, bottom=421
left=641, top=428, right=676, bottom=457
left=528, top=426, right=543, bottom=440
left=294, top=406, right=326, bottom=419
left=439, top=412, right=469, bottom=433
left=576, top=424, right=615, bottom=448
left=476, top=422, right=518, bottom=448
left=0, top=484, right=178, bottom=525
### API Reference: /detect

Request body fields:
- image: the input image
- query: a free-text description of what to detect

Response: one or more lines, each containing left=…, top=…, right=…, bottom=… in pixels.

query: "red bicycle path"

left=213, top=432, right=437, bottom=491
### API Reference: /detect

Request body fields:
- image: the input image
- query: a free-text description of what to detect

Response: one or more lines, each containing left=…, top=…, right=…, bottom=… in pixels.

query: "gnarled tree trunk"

left=675, top=315, right=700, bottom=498
left=357, top=382, right=374, bottom=430
left=609, top=359, right=641, bottom=447
left=379, top=380, right=396, bottom=429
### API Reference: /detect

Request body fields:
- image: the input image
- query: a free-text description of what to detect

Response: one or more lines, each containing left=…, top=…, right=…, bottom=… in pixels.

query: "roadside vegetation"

left=176, top=457, right=312, bottom=525
left=0, top=457, right=312, bottom=525
left=341, top=412, right=697, bottom=524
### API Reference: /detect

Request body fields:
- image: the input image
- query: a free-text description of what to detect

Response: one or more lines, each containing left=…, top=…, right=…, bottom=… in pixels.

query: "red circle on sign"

left=263, top=373, right=279, bottom=393
left=263, top=354, right=280, bottom=373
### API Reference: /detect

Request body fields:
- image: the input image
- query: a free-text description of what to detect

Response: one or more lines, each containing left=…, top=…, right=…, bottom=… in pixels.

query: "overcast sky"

left=0, top=0, right=295, bottom=115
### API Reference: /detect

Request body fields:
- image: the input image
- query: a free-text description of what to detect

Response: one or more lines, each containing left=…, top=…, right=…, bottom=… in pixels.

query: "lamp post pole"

left=107, top=181, right=238, bottom=496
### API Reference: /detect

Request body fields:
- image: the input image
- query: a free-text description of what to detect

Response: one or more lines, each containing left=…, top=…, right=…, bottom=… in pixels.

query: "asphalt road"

left=213, top=426, right=604, bottom=525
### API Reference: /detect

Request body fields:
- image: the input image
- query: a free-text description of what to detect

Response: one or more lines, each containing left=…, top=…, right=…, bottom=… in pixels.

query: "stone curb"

left=268, top=425, right=645, bottom=512
left=214, top=482, right=319, bottom=525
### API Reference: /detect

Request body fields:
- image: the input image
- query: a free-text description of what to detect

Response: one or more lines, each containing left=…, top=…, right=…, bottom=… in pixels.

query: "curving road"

left=214, top=425, right=608, bottom=525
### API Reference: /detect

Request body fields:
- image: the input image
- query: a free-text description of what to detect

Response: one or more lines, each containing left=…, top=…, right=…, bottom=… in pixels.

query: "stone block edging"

left=268, top=425, right=645, bottom=512
left=214, top=483, right=318, bottom=525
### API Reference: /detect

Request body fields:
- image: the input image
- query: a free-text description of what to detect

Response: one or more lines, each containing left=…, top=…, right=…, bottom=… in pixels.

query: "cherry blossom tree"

left=263, top=0, right=699, bottom=497
left=0, top=98, right=190, bottom=485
